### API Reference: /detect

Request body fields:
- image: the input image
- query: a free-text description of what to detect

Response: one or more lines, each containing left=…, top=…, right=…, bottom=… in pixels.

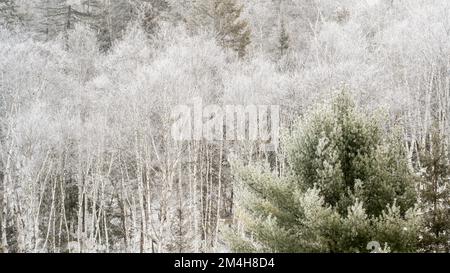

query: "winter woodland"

left=0, top=0, right=450, bottom=253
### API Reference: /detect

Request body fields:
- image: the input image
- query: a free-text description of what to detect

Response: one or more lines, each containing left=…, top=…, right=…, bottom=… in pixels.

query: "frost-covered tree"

left=35, top=0, right=95, bottom=39
left=76, top=0, right=113, bottom=51
left=135, top=0, right=169, bottom=35
left=81, top=0, right=103, bottom=15
left=35, top=0, right=70, bottom=37
left=277, top=20, right=289, bottom=58
left=0, top=0, right=22, bottom=27
left=227, top=92, right=421, bottom=252
left=110, top=0, right=135, bottom=37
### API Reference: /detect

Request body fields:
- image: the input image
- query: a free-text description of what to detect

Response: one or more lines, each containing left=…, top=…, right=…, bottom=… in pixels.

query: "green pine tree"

left=288, top=92, right=417, bottom=217
left=226, top=91, right=421, bottom=253
left=418, top=124, right=450, bottom=252
left=193, top=0, right=251, bottom=58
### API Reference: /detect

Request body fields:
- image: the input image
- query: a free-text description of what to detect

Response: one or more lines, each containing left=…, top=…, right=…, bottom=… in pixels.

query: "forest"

left=0, top=0, right=449, bottom=253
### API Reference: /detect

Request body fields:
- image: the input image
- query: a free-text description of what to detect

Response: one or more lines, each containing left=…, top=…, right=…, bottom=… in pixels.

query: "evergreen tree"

left=277, top=20, right=289, bottom=58
left=167, top=193, right=195, bottom=253
left=288, top=92, right=416, bottom=217
left=227, top=91, right=421, bottom=252
left=193, top=0, right=251, bottom=58
left=418, top=125, right=450, bottom=252
left=213, top=0, right=250, bottom=57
